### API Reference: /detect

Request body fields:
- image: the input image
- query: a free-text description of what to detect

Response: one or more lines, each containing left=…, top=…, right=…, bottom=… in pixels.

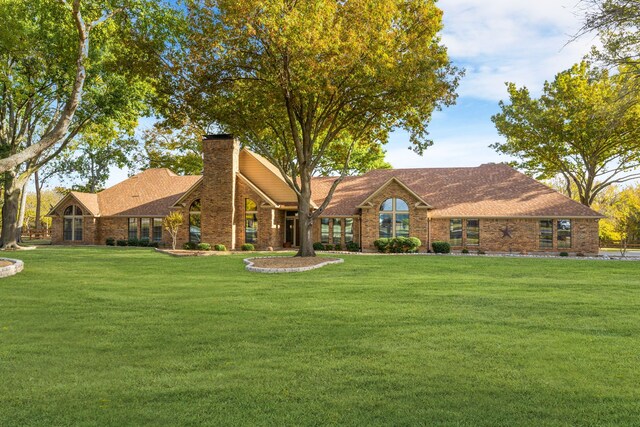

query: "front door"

left=285, top=216, right=301, bottom=247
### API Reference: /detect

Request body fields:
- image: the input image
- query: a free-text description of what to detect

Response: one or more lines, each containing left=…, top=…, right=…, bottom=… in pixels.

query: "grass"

left=1, top=247, right=639, bottom=426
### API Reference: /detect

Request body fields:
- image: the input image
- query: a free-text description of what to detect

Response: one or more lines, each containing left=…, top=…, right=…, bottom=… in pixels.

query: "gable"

left=238, top=150, right=297, bottom=204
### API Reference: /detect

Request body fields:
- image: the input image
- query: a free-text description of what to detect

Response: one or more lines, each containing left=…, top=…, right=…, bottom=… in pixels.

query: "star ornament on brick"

left=500, top=225, right=513, bottom=238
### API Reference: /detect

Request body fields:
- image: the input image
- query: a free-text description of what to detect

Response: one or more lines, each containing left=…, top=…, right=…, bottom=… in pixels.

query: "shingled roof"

left=311, top=163, right=602, bottom=218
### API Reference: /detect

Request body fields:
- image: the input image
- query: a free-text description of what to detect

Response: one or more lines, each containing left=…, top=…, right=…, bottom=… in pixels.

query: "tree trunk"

left=295, top=183, right=316, bottom=257
left=17, top=179, right=28, bottom=240
left=34, top=170, right=42, bottom=230
left=1, top=172, right=23, bottom=249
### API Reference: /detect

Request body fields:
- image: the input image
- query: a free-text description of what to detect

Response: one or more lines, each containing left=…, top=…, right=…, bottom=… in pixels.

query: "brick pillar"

left=201, top=134, right=239, bottom=249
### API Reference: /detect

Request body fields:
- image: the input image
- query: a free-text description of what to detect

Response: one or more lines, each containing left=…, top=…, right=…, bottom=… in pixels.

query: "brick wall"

left=50, top=202, right=98, bottom=245
left=235, top=178, right=283, bottom=249
left=431, top=217, right=600, bottom=255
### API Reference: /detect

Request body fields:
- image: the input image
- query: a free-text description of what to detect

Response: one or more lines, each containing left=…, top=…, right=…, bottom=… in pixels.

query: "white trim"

left=356, top=177, right=432, bottom=209
left=171, top=177, right=203, bottom=208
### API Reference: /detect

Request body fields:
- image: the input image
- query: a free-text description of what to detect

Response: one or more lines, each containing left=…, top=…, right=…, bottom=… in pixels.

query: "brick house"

left=49, top=134, right=602, bottom=254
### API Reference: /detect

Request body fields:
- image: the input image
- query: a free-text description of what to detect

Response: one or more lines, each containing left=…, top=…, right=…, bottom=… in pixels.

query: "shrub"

left=461, top=248, right=469, bottom=254
left=116, top=239, right=127, bottom=247
left=139, top=238, right=150, bottom=247
left=559, top=251, right=569, bottom=257
left=183, top=242, right=197, bottom=250
left=214, top=244, right=227, bottom=251
left=374, top=237, right=421, bottom=253
left=149, top=241, right=159, bottom=248
left=127, top=237, right=139, bottom=247
left=241, top=243, right=255, bottom=251
left=313, top=242, right=325, bottom=250
left=105, top=237, right=115, bottom=246
left=196, top=243, right=212, bottom=251
left=324, top=244, right=334, bottom=251
left=334, top=244, right=342, bottom=251
left=431, top=241, right=451, bottom=254
left=346, top=241, right=360, bottom=252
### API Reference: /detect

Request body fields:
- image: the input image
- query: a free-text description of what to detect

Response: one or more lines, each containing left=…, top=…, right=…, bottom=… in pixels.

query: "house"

left=48, top=134, right=602, bottom=254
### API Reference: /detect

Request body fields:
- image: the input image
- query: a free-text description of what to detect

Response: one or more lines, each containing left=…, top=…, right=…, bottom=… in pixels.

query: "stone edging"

left=244, top=257, right=344, bottom=273
left=0, top=258, right=24, bottom=278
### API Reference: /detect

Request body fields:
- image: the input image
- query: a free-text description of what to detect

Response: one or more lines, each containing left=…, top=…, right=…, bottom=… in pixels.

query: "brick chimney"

left=201, top=134, right=239, bottom=249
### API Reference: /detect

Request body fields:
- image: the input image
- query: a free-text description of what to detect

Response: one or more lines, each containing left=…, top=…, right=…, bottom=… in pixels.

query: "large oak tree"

left=170, top=0, right=460, bottom=256
left=492, top=61, right=640, bottom=207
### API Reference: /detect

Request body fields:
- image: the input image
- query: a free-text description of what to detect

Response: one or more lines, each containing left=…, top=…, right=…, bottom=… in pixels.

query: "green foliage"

left=105, top=237, right=116, bottom=246
left=214, top=244, right=227, bottom=251
left=334, top=244, right=342, bottom=251
left=324, top=244, right=334, bottom=251
left=461, top=248, right=469, bottom=254
left=492, top=61, right=640, bottom=206
left=128, top=238, right=139, bottom=247
left=135, top=124, right=203, bottom=175
left=240, top=243, right=255, bottom=251
left=559, top=252, right=569, bottom=257
left=196, top=243, right=211, bottom=251
left=313, top=242, right=325, bottom=251
left=116, top=239, right=127, bottom=247
left=183, top=242, right=197, bottom=250
left=431, top=241, right=451, bottom=254
left=139, top=238, right=150, bottom=247
left=346, top=241, right=360, bottom=252
left=375, top=237, right=421, bottom=253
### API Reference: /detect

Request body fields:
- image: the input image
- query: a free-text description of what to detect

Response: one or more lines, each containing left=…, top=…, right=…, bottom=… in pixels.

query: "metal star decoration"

left=500, top=225, right=513, bottom=238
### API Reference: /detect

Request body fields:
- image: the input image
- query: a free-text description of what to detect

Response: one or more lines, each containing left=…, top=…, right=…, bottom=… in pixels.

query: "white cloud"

left=440, top=0, right=600, bottom=100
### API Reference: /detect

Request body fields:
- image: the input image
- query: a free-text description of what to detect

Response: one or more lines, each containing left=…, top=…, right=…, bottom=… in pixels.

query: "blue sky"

left=104, top=0, right=596, bottom=186
left=384, top=0, right=597, bottom=168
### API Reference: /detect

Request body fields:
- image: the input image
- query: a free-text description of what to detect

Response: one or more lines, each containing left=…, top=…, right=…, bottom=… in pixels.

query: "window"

left=450, top=219, right=462, bottom=246
left=466, top=219, right=480, bottom=246
left=63, top=205, right=83, bottom=241
left=539, top=219, right=553, bottom=248
left=245, top=198, right=258, bottom=244
left=189, top=200, right=201, bottom=243
left=379, top=198, right=409, bottom=238
left=152, top=218, right=163, bottom=242
left=345, top=218, right=354, bottom=243
left=140, top=218, right=150, bottom=240
left=557, top=219, right=571, bottom=249
left=321, top=218, right=330, bottom=243
left=128, top=218, right=138, bottom=240
left=332, top=218, right=342, bottom=244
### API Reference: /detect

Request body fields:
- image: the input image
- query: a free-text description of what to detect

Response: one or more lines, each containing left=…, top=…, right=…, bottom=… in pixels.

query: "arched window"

left=245, top=198, right=258, bottom=244
left=189, top=200, right=201, bottom=243
left=379, top=198, right=409, bottom=238
left=63, top=205, right=83, bottom=241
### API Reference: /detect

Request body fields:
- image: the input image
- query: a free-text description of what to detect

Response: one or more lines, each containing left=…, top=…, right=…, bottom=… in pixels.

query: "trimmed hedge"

left=431, top=241, right=451, bottom=254
left=313, top=242, right=325, bottom=250
left=105, top=237, right=115, bottom=246
left=214, top=244, right=227, bottom=251
left=183, top=242, right=197, bottom=250
left=374, top=237, right=421, bottom=253
left=241, top=243, right=255, bottom=251
left=196, top=243, right=212, bottom=251
left=116, top=239, right=127, bottom=247
left=346, top=241, right=360, bottom=252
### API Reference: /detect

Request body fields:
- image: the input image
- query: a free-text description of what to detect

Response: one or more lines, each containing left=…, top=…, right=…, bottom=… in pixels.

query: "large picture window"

left=345, top=218, right=354, bottom=243
left=128, top=218, right=138, bottom=240
left=63, top=205, right=83, bottom=241
left=140, top=218, right=150, bottom=240
left=379, top=198, right=409, bottom=238
left=539, top=219, right=553, bottom=248
left=189, top=200, right=201, bottom=243
left=450, top=219, right=462, bottom=246
left=332, top=218, right=342, bottom=244
left=245, top=199, right=258, bottom=244
left=557, top=219, right=571, bottom=249
left=466, top=219, right=480, bottom=246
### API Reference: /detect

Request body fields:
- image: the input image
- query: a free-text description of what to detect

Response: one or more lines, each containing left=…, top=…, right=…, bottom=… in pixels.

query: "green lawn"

left=1, top=247, right=639, bottom=426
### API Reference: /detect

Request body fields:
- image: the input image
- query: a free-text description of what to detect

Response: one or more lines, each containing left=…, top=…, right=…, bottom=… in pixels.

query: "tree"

left=580, top=0, right=640, bottom=72
left=163, top=211, right=183, bottom=250
left=313, top=137, right=392, bottom=176
left=135, top=123, right=204, bottom=175
left=0, top=0, right=178, bottom=248
left=170, top=0, right=460, bottom=256
left=48, top=127, right=136, bottom=193
left=605, top=188, right=640, bottom=256
left=492, top=61, right=640, bottom=207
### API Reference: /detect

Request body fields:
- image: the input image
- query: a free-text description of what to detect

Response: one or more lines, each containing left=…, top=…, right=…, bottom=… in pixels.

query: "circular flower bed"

left=244, top=257, right=343, bottom=273
left=0, top=258, right=24, bottom=278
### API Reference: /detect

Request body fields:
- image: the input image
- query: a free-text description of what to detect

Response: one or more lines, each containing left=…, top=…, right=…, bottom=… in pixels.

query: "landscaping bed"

left=244, top=256, right=343, bottom=273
